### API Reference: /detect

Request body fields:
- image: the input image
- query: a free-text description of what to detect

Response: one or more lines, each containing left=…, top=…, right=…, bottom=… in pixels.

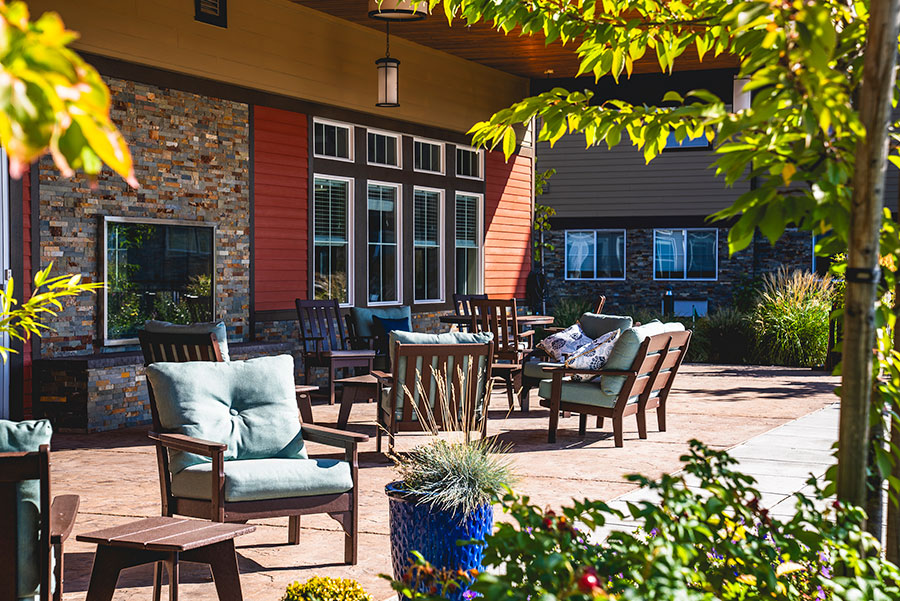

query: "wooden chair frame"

left=372, top=341, right=495, bottom=453
left=139, top=329, right=368, bottom=564
left=0, top=445, right=79, bottom=601
left=296, top=299, right=375, bottom=405
left=470, top=298, right=533, bottom=410
left=542, top=331, right=691, bottom=447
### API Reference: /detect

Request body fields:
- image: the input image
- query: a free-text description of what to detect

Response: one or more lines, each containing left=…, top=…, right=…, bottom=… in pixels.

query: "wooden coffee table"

left=78, top=516, right=255, bottom=601
left=335, top=373, right=379, bottom=429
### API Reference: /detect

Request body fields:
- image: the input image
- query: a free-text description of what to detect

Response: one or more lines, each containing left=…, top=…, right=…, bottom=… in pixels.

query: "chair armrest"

left=548, top=366, right=636, bottom=378
left=371, top=370, right=393, bottom=386
left=519, top=329, right=536, bottom=339
left=50, top=494, right=80, bottom=544
left=149, top=431, right=227, bottom=456
left=302, top=424, right=369, bottom=448
left=347, top=334, right=377, bottom=350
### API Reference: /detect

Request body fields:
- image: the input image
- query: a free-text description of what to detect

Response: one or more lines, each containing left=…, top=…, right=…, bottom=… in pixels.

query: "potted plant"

left=384, top=371, right=514, bottom=600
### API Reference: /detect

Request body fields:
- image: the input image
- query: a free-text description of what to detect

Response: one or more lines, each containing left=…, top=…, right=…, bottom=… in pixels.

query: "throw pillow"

left=565, top=329, right=621, bottom=381
left=373, top=315, right=412, bottom=356
left=537, top=323, right=592, bottom=362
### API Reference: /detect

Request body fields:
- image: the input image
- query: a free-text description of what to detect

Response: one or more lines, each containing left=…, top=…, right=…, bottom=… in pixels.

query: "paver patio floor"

left=52, top=364, right=839, bottom=600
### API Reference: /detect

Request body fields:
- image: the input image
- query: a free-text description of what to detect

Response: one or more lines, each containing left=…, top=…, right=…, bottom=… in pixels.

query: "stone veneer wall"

left=542, top=227, right=815, bottom=314
left=37, top=76, right=251, bottom=356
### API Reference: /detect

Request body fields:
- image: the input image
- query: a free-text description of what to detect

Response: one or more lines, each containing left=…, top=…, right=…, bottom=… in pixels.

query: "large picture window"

left=104, top=217, right=215, bottom=344
left=313, top=176, right=352, bottom=303
left=367, top=182, right=401, bottom=304
left=565, top=230, right=625, bottom=280
left=455, top=193, right=482, bottom=294
left=414, top=188, right=443, bottom=302
left=653, top=228, right=717, bottom=280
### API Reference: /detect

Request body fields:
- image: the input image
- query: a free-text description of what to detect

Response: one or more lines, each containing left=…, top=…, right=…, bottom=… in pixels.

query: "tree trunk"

left=837, top=0, right=900, bottom=511
left=866, top=416, right=885, bottom=542
left=886, top=183, right=900, bottom=563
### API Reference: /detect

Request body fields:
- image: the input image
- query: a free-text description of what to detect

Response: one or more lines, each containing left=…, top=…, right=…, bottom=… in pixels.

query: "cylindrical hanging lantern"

left=368, top=0, right=429, bottom=21
left=376, top=56, right=400, bottom=107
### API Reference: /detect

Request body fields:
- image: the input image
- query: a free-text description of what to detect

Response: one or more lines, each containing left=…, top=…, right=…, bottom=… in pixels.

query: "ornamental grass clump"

left=282, top=576, right=372, bottom=601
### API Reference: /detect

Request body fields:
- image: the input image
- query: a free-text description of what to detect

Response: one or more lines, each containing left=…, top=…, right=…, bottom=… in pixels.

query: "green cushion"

left=350, top=306, right=412, bottom=339
left=0, top=419, right=52, bottom=599
left=537, top=378, right=635, bottom=408
left=601, top=321, right=686, bottom=396
left=524, top=361, right=563, bottom=380
left=578, top=313, right=633, bottom=339
left=145, top=355, right=305, bottom=474
left=170, top=457, right=352, bottom=502
left=144, top=319, right=230, bottom=361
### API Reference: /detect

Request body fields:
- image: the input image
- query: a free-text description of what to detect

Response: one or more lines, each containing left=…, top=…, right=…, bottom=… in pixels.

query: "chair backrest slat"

left=471, top=298, right=521, bottom=360
left=453, top=293, right=488, bottom=317
left=296, top=299, right=347, bottom=355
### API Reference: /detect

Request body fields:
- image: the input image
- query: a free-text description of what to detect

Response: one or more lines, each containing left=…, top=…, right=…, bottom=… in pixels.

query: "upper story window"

left=367, top=182, right=401, bottom=305
left=313, top=119, right=353, bottom=161
left=565, top=230, right=625, bottom=280
left=312, top=175, right=353, bottom=304
left=367, top=130, right=400, bottom=168
left=456, top=147, right=483, bottom=179
left=414, top=188, right=443, bottom=302
left=455, top=193, right=482, bottom=295
left=414, top=139, right=443, bottom=174
left=653, top=228, right=717, bottom=280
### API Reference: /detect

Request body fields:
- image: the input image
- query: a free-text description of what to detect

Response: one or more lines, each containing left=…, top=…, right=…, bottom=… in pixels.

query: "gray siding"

left=536, top=134, right=748, bottom=218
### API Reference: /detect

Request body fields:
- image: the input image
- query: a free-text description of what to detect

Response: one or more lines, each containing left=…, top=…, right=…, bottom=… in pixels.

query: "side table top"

left=334, top=373, right=378, bottom=385
left=77, top=517, right=255, bottom=552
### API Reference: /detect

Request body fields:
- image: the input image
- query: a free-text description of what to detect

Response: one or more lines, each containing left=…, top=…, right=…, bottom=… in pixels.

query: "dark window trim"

left=8, top=162, right=24, bottom=419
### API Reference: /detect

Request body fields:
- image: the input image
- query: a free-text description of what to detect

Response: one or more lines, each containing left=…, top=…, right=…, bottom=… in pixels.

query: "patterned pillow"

left=537, top=323, right=593, bottom=362
left=565, top=329, right=621, bottom=381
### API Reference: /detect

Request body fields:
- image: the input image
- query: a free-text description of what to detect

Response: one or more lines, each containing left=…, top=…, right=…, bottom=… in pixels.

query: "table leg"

left=297, top=390, right=314, bottom=424
left=165, top=555, right=179, bottom=601
left=86, top=546, right=160, bottom=601
left=183, top=541, right=243, bottom=601
left=337, top=385, right=356, bottom=429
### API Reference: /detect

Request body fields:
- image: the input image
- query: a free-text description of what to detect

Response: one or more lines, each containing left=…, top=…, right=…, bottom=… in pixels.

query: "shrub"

left=752, top=268, right=833, bottom=367
left=694, top=307, right=753, bottom=364
left=282, top=576, right=373, bottom=601
left=551, top=297, right=597, bottom=328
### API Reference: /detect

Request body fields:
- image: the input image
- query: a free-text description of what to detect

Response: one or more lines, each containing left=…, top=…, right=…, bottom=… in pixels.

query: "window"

left=455, top=193, right=482, bottom=294
left=313, top=120, right=352, bottom=160
left=414, top=188, right=443, bottom=302
left=104, top=217, right=215, bottom=344
left=313, top=176, right=352, bottom=303
left=564, top=230, right=626, bottom=280
left=653, top=228, right=717, bottom=280
left=367, top=131, right=400, bottom=168
left=414, top=139, right=443, bottom=174
left=456, top=147, right=482, bottom=179
left=367, top=182, right=401, bottom=304
left=664, top=131, right=710, bottom=150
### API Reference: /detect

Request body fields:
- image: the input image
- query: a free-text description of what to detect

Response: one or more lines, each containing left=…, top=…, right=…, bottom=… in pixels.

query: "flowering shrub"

left=386, top=441, right=900, bottom=600
left=282, top=576, right=372, bottom=601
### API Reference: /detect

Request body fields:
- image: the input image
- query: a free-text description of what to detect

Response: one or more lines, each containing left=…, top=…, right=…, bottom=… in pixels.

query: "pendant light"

left=376, top=22, right=400, bottom=107
left=368, top=0, right=428, bottom=21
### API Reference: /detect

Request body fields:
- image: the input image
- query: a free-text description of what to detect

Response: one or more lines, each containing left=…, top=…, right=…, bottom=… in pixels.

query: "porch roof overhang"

left=291, top=0, right=740, bottom=79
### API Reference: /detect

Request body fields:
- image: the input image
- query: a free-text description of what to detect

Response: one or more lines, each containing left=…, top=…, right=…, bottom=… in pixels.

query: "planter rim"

left=385, top=480, right=494, bottom=513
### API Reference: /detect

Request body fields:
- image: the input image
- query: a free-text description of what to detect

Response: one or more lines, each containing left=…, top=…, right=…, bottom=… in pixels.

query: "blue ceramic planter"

left=386, top=481, right=493, bottom=601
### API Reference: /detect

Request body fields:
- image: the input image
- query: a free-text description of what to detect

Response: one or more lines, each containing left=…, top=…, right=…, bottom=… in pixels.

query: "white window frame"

left=366, top=180, right=403, bottom=306
left=413, top=137, right=445, bottom=175
left=365, top=128, right=402, bottom=169
left=563, top=229, right=627, bottom=281
left=312, top=118, right=354, bottom=163
left=455, top=145, right=484, bottom=181
left=312, top=173, right=354, bottom=306
left=454, top=191, right=484, bottom=295
left=652, top=228, right=718, bottom=281
left=413, top=186, right=445, bottom=304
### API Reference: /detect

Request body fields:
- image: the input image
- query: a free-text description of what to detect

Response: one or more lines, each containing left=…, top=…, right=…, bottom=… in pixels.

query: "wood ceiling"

left=291, top=0, right=738, bottom=79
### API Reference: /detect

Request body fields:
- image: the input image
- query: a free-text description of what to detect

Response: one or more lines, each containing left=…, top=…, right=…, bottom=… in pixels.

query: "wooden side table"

left=78, top=516, right=255, bottom=601
left=334, top=374, right=379, bottom=429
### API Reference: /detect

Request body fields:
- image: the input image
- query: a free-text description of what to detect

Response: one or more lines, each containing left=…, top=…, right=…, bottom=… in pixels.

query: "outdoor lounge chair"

left=296, top=299, right=376, bottom=405
left=372, top=331, right=494, bottom=453
left=538, top=323, right=691, bottom=446
left=0, top=419, right=79, bottom=601
left=470, top=298, right=533, bottom=410
left=345, top=305, right=412, bottom=370
left=142, top=353, right=368, bottom=563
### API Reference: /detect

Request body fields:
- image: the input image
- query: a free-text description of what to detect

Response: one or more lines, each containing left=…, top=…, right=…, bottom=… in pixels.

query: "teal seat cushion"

left=145, top=355, right=305, bottom=473
left=350, top=306, right=412, bottom=339
left=524, top=361, right=562, bottom=380
left=145, top=319, right=230, bottom=361
left=0, top=419, right=52, bottom=599
left=170, top=457, right=353, bottom=502
left=537, top=378, right=634, bottom=409
left=579, top=313, right=633, bottom=339
left=602, top=321, right=685, bottom=396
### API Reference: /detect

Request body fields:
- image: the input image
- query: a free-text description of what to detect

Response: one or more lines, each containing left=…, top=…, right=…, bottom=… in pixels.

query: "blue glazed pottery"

left=386, top=481, right=493, bottom=601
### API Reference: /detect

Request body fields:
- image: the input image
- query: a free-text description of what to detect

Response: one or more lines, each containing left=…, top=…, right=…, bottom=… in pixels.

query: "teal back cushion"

left=601, top=321, right=685, bottom=396
left=146, top=355, right=304, bottom=473
left=350, top=306, right=412, bottom=339
left=579, top=313, right=633, bottom=339
left=0, top=419, right=52, bottom=599
left=144, top=320, right=230, bottom=361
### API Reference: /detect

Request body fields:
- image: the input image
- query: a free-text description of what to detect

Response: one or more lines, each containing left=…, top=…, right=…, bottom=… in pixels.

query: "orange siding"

left=22, top=166, right=32, bottom=417
left=252, top=106, right=308, bottom=311
left=484, top=151, right=533, bottom=298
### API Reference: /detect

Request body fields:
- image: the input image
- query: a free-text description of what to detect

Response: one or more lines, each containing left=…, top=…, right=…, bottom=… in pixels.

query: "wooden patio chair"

left=540, top=330, right=691, bottom=446
left=1, top=432, right=79, bottom=601
left=296, top=299, right=376, bottom=405
left=470, top=298, right=533, bottom=410
left=452, top=293, right=488, bottom=318
left=372, top=335, right=494, bottom=453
